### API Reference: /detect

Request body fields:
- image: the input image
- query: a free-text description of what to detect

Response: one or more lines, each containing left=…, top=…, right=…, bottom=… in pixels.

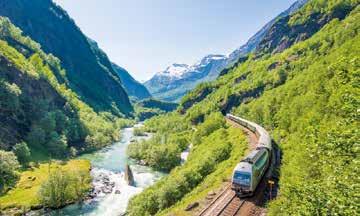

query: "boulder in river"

left=124, top=164, right=135, bottom=186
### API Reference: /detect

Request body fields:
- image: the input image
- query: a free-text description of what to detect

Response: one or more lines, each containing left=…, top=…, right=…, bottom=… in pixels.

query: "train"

left=226, top=114, right=272, bottom=197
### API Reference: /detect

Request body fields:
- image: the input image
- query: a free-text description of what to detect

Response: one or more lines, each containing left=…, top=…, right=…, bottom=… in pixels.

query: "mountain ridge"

left=0, top=0, right=133, bottom=115
left=145, top=0, right=309, bottom=102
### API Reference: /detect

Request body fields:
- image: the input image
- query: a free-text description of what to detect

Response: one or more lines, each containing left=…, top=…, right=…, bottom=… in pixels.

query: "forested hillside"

left=134, top=98, right=178, bottom=121
left=0, top=0, right=133, bottom=115
left=111, top=62, right=151, bottom=100
left=126, top=0, right=359, bottom=215
left=0, top=17, right=130, bottom=160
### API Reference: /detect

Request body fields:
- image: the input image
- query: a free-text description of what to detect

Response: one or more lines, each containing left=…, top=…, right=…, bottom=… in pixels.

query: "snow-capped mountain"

left=157, top=63, right=190, bottom=78
left=144, top=55, right=226, bottom=101
left=145, top=0, right=308, bottom=102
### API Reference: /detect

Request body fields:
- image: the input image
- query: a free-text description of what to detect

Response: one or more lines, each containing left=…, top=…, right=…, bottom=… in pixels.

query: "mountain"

left=144, top=54, right=227, bottom=102
left=127, top=0, right=359, bottom=215
left=0, top=17, right=127, bottom=156
left=227, top=0, right=309, bottom=64
left=0, top=0, right=133, bottom=115
left=144, top=0, right=308, bottom=102
left=111, top=63, right=151, bottom=101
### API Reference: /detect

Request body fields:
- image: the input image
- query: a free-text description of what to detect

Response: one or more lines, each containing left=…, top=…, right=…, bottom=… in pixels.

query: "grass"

left=0, top=159, right=91, bottom=213
left=158, top=126, right=249, bottom=216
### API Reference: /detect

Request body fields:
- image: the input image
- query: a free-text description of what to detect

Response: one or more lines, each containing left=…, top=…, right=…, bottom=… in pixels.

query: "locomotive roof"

left=242, top=149, right=267, bottom=164
left=234, top=162, right=252, bottom=173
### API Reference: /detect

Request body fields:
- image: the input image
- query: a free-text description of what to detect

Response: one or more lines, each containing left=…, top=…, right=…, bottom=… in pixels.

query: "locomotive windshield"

left=233, top=171, right=251, bottom=186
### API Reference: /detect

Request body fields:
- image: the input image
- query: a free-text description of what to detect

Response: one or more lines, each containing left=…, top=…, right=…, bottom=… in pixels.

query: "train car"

left=231, top=149, right=270, bottom=196
left=226, top=114, right=272, bottom=197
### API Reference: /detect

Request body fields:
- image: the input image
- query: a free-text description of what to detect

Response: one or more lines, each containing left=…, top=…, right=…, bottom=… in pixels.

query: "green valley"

left=0, top=0, right=358, bottom=215
left=126, top=0, right=360, bottom=215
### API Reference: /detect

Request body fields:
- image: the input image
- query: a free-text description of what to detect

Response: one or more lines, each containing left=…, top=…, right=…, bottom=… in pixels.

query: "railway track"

left=197, top=115, right=273, bottom=216
left=198, top=187, right=246, bottom=216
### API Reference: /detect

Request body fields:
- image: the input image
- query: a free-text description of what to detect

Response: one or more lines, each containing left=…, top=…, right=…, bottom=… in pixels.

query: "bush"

left=0, top=150, right=20, bottom=193
left=38, top=168, right=90, bottom=208
left=12, top=142, right=31, bottom=166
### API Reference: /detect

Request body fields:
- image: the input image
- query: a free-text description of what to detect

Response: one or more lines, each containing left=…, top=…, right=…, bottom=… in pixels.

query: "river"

left=41, top=124, right=164, bottom=216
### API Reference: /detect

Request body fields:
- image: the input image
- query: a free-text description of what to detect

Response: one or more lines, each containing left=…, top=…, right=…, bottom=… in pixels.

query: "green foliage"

left=0, top=150, right=20, bottom=193
left=158, top=127, right=247, bottom=215
left=191, top=112, right=225, bottom=145
left=127, top=127, right=239, bottom=215
left=127, top=113, right=190, bottom=171
left=137, top=98, right=178, bottom=112
left=0, top=17, right=132, bottom=158
left=134, top=98, right=178, bottom=121
left=288, top=0, right=358, bottom=26
left=163, top=5, right=359, bottom=215
left=1, top=1, right=134, bottom=114
left=128, top=3, right=359, bottom=215
left=133, top=128, right=147, bottom=136
left=0, top=160, right=90, bottom=213
left=0, top=80, right=21, bottom=113
left=126, top=112, right=246, bottom=215
left=38, top=168, right=90, bottom=208
left=12, top=142, right=31, bottom=166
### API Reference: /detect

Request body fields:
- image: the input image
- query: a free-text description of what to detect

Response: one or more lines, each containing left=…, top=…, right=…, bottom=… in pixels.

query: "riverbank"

left=0, top=124, right=164, bottom=216
left=41, top=124, right=164, bottom=216
left=0, top=160, right=91, bottom=215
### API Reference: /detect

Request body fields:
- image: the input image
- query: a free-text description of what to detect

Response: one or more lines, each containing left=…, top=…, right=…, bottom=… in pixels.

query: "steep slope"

left=111, top=63, right=151, bottom=100
left=0, top=0, right=133, bottom=115
left=145, top=0, right=308, bottom=102
left=126, top=1, right=359, bottom=215
left=226, top=0, right=308, bottom=64
left=0, top=17, right=127, bottom=158
left=255, top=0, right=354, bottom=55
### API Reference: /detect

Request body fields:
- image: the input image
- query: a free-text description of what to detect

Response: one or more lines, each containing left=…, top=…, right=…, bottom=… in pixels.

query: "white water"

left=36, top=125, right=164, bottom=216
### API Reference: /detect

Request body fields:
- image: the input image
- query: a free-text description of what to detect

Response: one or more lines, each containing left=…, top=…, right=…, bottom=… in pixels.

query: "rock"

left=184, top=202, right=199, bottom=211
left=124, top=164, right=135, bottom=186
left=208, top=191, right=216, bottom=196
left=267, top=61, right=281, bottom=71
left=101, top=186, right=112, bottom=194
left=138, top=160, right=147, bottom=166
left=115, top=190, right=121, bottom=194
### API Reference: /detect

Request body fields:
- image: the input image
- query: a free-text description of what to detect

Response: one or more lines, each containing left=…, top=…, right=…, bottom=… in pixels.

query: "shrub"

left=0, top=150, right=20, bottom=193
left=12, top=142, right=31, bottom=166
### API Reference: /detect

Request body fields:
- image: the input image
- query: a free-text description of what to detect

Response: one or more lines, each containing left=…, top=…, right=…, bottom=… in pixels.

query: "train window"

left=233, top=172, right=251, bottom=186
left=255, top=151, right=268, bottom=168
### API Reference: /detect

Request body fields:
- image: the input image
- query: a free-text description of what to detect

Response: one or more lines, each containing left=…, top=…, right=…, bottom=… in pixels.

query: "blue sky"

left=54, top=0, right=296, bottom=81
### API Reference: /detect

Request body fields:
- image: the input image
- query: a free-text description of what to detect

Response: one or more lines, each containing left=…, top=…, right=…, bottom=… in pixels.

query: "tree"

left=0, top=80, right=21, bottom=112
left=0, top=150, right=20, bottom=193
left=26, top=126, right=46, bottom=148
left=69, top=147, right=77, bottom=158
left=38, top=169, right=71, bottom=208
left=39, top=112, right=56, bottom=134
left=12, top=142, right=31, bottom=166
left=47, top=132, right=67, bottom=158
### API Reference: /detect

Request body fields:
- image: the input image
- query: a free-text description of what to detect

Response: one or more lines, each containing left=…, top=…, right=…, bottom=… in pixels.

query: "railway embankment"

left=196, top=115, right=281, bottom=216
